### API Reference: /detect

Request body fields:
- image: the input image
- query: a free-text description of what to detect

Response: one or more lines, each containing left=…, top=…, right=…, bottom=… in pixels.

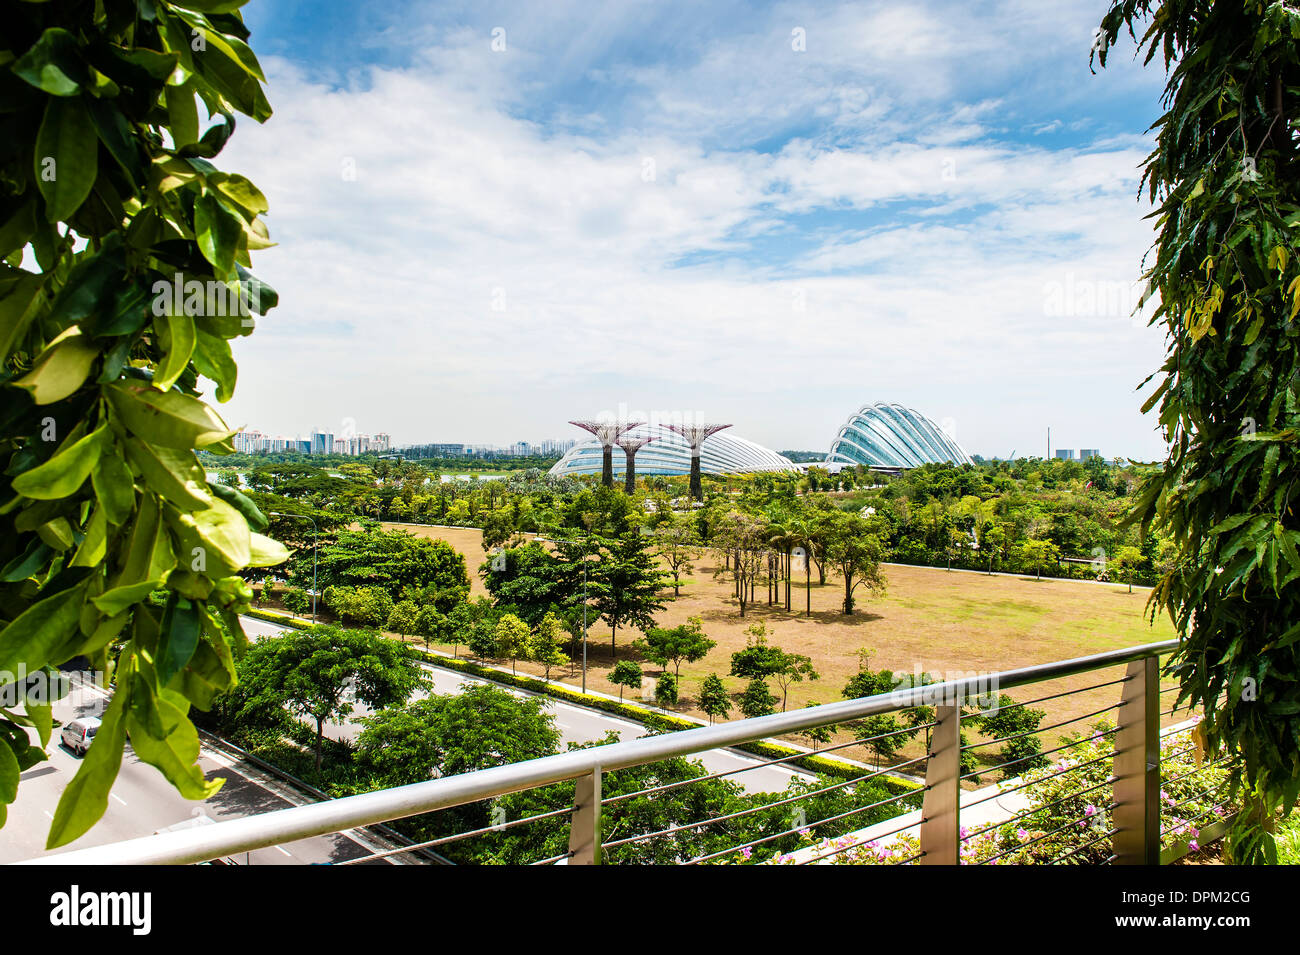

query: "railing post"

left=920, top=704, right=960, bottom=864
left=1113, top=656, right=1160, bottom=864
left=568, top=767, right=602, bottom=865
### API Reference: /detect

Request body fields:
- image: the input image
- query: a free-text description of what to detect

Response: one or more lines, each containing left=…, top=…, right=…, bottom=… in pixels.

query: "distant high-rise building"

left=1054, top=449, right=1075, bottom=460
left=233, top=429, right=262, bottom=454
left=1080, top=448, right=1101, bottom=461
left=310, top=432, right=333, bottom=455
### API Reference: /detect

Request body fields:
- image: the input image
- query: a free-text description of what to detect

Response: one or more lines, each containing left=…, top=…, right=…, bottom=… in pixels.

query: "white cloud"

left=216, top=1, right=1172, bottom=460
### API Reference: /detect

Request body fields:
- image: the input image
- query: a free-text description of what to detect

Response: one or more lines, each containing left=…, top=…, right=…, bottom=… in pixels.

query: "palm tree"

left=766, top=523, right=798, bottom=612
left=789, top=516, right=818, bottom=617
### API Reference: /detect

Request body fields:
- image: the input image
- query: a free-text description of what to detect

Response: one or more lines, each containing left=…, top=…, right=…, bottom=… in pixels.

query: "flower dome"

left=827, top=403, right=972, bottom=469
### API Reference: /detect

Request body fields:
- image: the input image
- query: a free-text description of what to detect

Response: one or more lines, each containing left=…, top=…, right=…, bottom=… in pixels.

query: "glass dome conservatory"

left=827, top=403, right=972, bottom=469
left=549, top=424, right=797, bottom=478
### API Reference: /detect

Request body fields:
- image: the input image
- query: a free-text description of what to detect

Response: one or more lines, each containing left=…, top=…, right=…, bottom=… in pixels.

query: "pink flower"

left=740, top=847, right=752, bottom=860
left=1188, top=840, right=1200, bottom=852
left=1016, top=828, right=1030, bottom=841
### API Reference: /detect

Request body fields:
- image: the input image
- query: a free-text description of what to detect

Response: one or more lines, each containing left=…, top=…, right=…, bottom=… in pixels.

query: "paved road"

left=2, top=672, right=394, bottom=865
left=241, top=615, right=808, bottom=794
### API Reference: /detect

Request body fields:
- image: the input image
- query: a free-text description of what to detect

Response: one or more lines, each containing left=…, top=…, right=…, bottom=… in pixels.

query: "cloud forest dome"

left=827, top=403, right=973, bottom=469
left=549, top=424, right=797, bottom=477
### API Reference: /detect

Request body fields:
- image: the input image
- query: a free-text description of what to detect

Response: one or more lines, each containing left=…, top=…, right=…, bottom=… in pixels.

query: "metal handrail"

left=18, top=638, right=1179, bottom=866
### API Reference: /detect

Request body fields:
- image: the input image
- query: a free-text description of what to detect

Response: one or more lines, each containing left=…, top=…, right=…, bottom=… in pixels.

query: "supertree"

left=615, top=434, right=656, bottom=494
left=664, top=423, right=731, bottom=500
left=569, top=419, right=643, bottom=488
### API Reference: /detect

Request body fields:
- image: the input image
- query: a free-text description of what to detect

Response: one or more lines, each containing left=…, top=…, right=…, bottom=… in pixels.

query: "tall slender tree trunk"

left=785, top=550, right=791, bottom=611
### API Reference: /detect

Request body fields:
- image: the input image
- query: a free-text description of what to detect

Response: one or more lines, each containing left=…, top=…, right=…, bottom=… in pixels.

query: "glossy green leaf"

left=157, top=598, right=201, bottom=685
left=11, top=425, right=106, bottom=499
left=121, top=438, right=211, bottom=510
left=193, top=192, right=242, bottom=275
left=207, top=482, right=267, bottom=531
left=70, top=505, right=107, bottom=568
left=125, top=693, right=221, bottom=801
left=167, top=496, right=251, bottom=574
left=106, top=381, right=235, bottom=449
left=192, top=327, right=238, bottom=401
left=0, top=585, right=85, bottom=679
left=34, top=95, right=98, bottom=222
left=12, top=331, right=98, bottom=404
left=12, top=29, right=87, bottom=97
left=0, top=743, right=18, bottom=805
left=0, top=200, right=39, bottom=263
left=0, top=268, right=44, bottom=362
left=165, top=82, right=200, bottom=148
left=91, top=451, right=137, bottom=526
left=47, top=674, right=130, bottom=848
left=248, top=532, right=290, bottom=568
left=26, top=700, right=53, bottom=750
left=153, top=310, right=197, bottom=391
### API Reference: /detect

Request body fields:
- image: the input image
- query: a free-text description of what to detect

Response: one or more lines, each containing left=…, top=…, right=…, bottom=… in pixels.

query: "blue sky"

left=219, top=0, right=1174, bottom=459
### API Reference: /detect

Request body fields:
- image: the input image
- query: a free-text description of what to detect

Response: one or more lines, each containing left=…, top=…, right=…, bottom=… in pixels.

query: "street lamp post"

left=268, top=512, right=318, bottom=622
left=537, top=534, right=592, bottom=694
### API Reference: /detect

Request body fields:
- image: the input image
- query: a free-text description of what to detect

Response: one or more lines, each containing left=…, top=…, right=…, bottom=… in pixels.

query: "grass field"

left=382, top=522, right=1184, bottom=774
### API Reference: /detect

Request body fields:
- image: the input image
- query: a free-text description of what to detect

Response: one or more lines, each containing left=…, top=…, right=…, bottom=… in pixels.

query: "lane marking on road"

left=274, top=845, right=292, bottom=857
left=110, top=793, right=128, bottom=807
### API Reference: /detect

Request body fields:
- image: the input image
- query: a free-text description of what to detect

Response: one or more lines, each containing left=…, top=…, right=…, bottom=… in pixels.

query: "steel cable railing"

left=21, top=638, right=1208, bottom=867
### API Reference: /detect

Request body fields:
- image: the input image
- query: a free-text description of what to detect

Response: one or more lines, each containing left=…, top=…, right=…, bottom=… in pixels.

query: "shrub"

left=283, top=588, right=310, bottom=615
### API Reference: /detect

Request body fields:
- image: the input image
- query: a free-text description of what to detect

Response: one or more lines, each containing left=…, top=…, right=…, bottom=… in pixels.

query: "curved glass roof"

left=827, top=402, right=972, bottom=469
left=549, top=424, right=797, bottom=478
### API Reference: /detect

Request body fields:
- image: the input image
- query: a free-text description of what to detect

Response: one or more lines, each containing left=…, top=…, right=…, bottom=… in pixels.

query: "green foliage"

left=698, top=673, right=731, bottom=724
left=451, top=596, right=501, bottom=660
left=386, top=599, right=420, bottom=637
left=729, top=623, right=784, bottom=679
left=609, top=660, right=644, bottom=700
left=591, top=530, right=670, bottom=656
left=824, top=513, right=887, bottom=614
left=798, top=723, right=1233, bottom=866
left=654, top=672, right=679, bottom=708
left=1095, top=0, right=1300, bottom=859
left=304, top=529, right=468, bottom=607
left=228, top=625, right=425, bottom=770
left=414, top=604, right=447, bottom=649
left=281, top=586, right=309, bottom=615
left=526, top=611, right=569, bottom=679
left=970, top=694, right=1048, bottom=778
left=633, top=615, right=715, bottom=680
left=738, top=677, right=776, bottom=719
left=493, top=612, right=530, bottom=674
left=479, top=540, right=583, bottom=625
left=356, top=684, right=559, bottom=786
left=0, top=0, right=283, bottom=845
left=322, top=585, right=393, bottom=628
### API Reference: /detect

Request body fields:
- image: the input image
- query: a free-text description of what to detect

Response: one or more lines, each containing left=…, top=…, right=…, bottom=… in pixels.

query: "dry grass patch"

left=381, top=522, right=1181, bottom=773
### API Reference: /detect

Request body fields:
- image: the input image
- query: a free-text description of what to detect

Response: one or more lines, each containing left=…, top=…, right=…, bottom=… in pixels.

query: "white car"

left=61, top=716, right=101, bottom=756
